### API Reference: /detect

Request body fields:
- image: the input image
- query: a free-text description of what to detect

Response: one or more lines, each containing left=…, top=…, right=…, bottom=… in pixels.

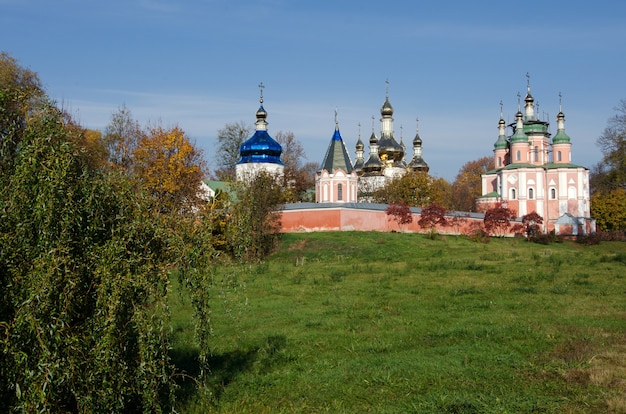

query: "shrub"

left=418, top=203, right=448, bottom=234
left=385, top=201, right=413, bottom=230
left=484, top=202, right=516, bottom=237
left=521, top=211, right=543, bottom=240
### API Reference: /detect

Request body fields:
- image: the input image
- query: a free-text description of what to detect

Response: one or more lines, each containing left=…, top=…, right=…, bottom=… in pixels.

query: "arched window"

left=498, top=157, right=502, bottom=167
left=534, top=146, right=539, bottom=162
left=528, top=188, right=534, bottom=199
left=510, top=188, right=517, bottom=200
left=550, top=188, right=556, bottom=199
left=337, top=183, right=343, bottom=201
left=557, top=151, right=562, bottom=162
left=516, top=150, right=521, bottom=161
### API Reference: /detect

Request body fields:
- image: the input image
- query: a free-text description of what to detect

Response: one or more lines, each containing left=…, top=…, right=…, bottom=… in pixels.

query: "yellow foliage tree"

left=374, top=171, right=451, bottom=208
left=591, top=188, right=626, bottom=231
left=133, top=125, right=206, bottom=213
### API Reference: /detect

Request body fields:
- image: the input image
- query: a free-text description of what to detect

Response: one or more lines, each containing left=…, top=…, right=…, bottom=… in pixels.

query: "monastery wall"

left=280, top=203, right=487, bottom=235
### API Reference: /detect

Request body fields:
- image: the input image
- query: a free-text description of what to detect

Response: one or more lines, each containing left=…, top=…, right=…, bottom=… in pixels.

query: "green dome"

left=552, top=112, right=571, bottom=144
left=552, top=129, right=571, bottom=144
left=494, top=134, right=508, bottom=149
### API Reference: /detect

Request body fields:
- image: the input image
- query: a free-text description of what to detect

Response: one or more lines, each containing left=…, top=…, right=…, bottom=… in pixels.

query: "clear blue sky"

left=3, top=0, right=626, bottom=180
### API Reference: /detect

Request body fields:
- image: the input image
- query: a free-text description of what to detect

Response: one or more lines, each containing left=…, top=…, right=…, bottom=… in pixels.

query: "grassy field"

left=171, top=232, right=626, bottom=413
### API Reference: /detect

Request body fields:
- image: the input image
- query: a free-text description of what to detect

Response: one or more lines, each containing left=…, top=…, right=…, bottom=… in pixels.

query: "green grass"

left=171, top=232, right=626, bottom=413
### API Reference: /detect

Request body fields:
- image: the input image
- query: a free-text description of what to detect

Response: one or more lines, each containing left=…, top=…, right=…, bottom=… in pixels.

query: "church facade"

left=476, top=81, right=594, bottom=235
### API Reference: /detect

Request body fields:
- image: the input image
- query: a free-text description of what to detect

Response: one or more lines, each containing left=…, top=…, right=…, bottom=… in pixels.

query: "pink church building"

left=315, top=112, right=359, bottom=203
left=476, top=80, right=595, bottom=235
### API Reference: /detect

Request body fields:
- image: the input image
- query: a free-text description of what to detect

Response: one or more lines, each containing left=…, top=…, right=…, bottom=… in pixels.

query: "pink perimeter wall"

left=279, top=203, right=484, bottom=234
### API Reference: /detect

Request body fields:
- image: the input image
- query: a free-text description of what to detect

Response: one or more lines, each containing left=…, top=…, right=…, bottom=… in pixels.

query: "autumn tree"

left=484, top=202, right=517, bottom=237
left=77, top=128, right=109, bottom=170
left=450, top=155, right=493, bottom=211
left=418, top=202, right=448, bottom=234
left=587, top=100, right=626, bottom=231
left=295, top=161, right=319, bottom=202
left=374, top=171, right=450, bottom=208
left=214, top=120, right=253, bottom=180
left=385, top=201, right=413, bottom=230
left=102, top=104, right=144, bottom=172
left=133, top=124, right=207, bottom=213
left=521, top=211, right=544, bottom=240
left=591, top=188, right=626, bottom=231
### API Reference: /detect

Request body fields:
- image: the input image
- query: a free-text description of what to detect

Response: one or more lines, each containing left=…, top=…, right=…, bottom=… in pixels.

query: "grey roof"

left=319, top=128, right=354, bottom=174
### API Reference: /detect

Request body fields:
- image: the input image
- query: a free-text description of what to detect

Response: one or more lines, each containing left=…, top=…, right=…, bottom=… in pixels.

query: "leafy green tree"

left=215, top=121, right=252, bottom=180
left=0, top=52, right=45, bottom=176
left=0, top=102, right=176, bottom=412
left=0, top=54, right=271, bottom=412
left=227, top=171, right=284, bottom=261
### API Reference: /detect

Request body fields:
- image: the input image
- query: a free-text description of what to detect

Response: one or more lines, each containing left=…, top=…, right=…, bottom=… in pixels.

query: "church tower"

left=236, top=83, right=284, bottom=182
left=407, top=117, right=429, bottom=172
left=315, top=111, right=358, bottom=203
left=377, top=80, right=406, bottom=179
left=552, top=94, right=572, bottom=165
left=359, top=116, right=385, bottom=199
left=353, top=123, right=365, bottom=175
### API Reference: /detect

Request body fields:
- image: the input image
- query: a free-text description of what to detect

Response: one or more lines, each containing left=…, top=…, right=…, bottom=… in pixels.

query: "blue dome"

left=237, top=130, right=283, bottom=165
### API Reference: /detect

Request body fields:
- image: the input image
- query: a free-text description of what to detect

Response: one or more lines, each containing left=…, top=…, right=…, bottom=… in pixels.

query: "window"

left=497, top=157, right=502, bottom=167
left=528, top=188, right=534, bottom=199
left=510, top=188, right=517, bottom=200
left=516, top=150, right=521, bottom=161
left=337, top=183, right=343, bottom=201
left=557, top=151, right=562, bottom=162
left=550, top=188, right=556, bottom=199
left=534, top=146, right=539, bottom=162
